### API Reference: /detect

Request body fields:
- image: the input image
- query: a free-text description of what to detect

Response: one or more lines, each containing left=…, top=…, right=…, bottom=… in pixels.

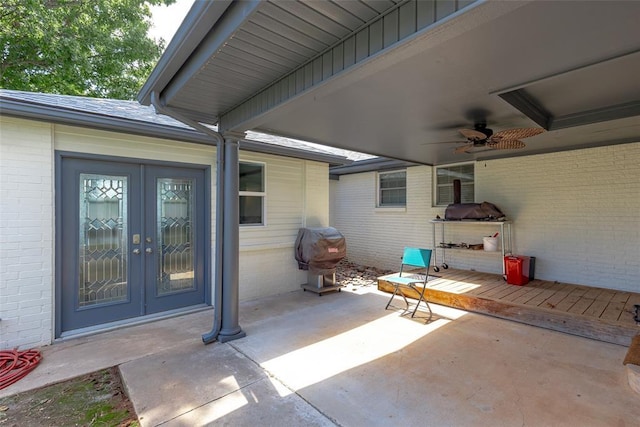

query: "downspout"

left=150, top=92, right=224, bottom=344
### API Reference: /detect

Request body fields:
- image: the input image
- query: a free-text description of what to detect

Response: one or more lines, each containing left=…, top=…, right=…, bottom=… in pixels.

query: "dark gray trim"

left=499, top=90, right=640, bottom=132
left=2, top=97, right=214, bottom=144
left=54, top=152, right=64, bottom=338
left=203, top=166, right=212, bottom=306
left=54, top=150, right=210, bottom=169
left=475, top=136, right=640, bottom=163
left=498, top=90, right=551, bottom=130
left=1, top=97, right=350, bottom=166
left=240, top=139, right=349, bottom=166
left=159, top=1, right=262, bottom=107
left=549, top=101, right=640, bottom=131
left=54, top=151, right=213, bottom=335
left=330, top=157, right=421, bottom=177
left=138, top=0, right=233, bottom=105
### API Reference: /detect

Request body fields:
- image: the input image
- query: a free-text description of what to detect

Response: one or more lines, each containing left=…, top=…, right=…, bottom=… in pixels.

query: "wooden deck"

left=378, top=268, right=640, bottom=346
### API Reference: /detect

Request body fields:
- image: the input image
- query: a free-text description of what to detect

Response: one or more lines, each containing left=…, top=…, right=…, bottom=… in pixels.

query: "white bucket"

left=483, top=237, right=498, bottom=252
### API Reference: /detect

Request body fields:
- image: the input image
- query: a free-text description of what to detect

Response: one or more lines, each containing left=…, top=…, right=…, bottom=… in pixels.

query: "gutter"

left=150, top=92, right=224, bottom=345
left=0, top=97, right=212, bottom=145
left=329, top=157, right=422, bottom=178
left=0, top=94, right=350, bottom=166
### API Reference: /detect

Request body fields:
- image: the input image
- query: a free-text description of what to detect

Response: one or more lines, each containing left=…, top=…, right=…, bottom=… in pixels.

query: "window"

left=378, top=170, right=406, bottom=207
left=239, top=162, right=265, bottom=225
left=435, top=163, right=474, bottom=206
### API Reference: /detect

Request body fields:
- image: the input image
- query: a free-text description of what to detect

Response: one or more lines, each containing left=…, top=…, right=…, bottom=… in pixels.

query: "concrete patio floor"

left=2, top=286, right=638, bottom=426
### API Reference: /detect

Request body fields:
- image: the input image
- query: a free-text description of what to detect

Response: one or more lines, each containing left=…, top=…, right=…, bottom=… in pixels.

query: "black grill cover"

left=445, top=202, right=505, bottom=221
left=295, top=227, right=346, bottom=275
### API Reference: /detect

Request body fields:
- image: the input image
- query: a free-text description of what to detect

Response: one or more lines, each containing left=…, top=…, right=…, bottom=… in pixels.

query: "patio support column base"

left=217, top=330, right=247, bottom=343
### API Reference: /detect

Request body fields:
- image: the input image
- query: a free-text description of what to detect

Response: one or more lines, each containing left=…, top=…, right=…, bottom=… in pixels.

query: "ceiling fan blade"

left=491, top=139, right=526, bottom=150
left=493, top=127, right=545, bottom=140
left=453, top=144, right=474, bottom=154
left=459, top=129, right=487, bottom=140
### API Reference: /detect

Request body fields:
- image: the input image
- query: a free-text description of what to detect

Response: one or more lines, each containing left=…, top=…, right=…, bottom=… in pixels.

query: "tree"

left=0, top=0, right=175, bottom=100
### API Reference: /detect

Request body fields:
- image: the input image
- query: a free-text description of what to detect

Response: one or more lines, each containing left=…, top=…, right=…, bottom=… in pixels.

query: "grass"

left=0, top=367, right=138, bottom=426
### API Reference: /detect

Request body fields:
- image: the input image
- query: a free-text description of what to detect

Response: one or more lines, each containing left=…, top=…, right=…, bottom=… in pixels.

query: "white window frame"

left=239, top=161, right=266, bottom=226
left=433, top=162, right=475, bottom=207
left=377, top=170, right=407, bottom=208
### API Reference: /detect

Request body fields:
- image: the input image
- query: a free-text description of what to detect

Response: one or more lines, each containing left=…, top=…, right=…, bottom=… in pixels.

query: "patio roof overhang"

left=139, top=0, right=640, bottom=166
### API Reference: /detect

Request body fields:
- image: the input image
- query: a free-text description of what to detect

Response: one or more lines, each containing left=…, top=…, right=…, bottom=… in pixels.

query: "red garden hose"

left=0, top=349, right=42, bottom=390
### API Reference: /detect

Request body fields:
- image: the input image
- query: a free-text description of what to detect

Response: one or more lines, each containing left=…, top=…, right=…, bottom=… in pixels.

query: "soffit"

left=162, top=0, right=405, bottom=119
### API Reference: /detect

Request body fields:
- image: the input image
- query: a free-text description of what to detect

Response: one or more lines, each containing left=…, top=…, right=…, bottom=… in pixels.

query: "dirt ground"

left=0, top=367, right=137, bottom=427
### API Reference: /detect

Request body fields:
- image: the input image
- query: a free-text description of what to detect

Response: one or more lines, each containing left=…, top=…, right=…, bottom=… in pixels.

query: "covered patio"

left=138, top=0, right=640, bottom=343
left=2, top=283, right=638, bottom=426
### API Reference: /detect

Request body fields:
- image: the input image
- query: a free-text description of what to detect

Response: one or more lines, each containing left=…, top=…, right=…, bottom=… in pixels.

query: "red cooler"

left=504, top=255, right=531, bottom=286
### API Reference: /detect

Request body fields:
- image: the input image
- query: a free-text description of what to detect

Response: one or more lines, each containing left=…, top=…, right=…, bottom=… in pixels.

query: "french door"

left=58, top=157, right=207, bottom=335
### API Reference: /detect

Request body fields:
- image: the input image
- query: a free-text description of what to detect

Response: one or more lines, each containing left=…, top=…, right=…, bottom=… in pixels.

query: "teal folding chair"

left=384, top=247, right=433, bottom=319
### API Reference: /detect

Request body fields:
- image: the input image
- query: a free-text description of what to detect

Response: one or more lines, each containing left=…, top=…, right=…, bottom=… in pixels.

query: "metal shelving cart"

left=430, top=220, right=512, bottom=276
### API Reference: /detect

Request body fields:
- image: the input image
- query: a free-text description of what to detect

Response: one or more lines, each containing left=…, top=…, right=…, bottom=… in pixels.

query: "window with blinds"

left=378, top=170, right=406, bottom=207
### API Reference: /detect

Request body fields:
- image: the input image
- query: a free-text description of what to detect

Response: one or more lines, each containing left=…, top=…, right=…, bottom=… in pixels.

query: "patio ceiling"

left=139, top=0, right=640, bottom=166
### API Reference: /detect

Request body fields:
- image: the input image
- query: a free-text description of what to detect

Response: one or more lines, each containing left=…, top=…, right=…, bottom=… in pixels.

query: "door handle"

left=132, top=248, right=141, bottom=255
left=145, top=247, right=153, bottom=254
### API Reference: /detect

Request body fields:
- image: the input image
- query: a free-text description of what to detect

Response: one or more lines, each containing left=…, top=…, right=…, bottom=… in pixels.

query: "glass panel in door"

left=79, top=174, right=128, bottom=306
left=59, top=159, right=207, bottom=335
left=144, top=166, right=206, bottom=314
left=60, top=159, right=142, bottom=335
left=156, top=178, right=196, bottom=295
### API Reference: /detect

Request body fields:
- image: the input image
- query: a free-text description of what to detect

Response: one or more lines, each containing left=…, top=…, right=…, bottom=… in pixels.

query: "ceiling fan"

left=436, top=123, right=545, bottom=154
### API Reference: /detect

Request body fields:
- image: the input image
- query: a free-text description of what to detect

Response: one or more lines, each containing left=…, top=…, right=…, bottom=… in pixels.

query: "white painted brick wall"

left=0, top=117, right=54, bottom=349
left=332, top=142, right=640, bottom=292
left=477, top=143, right=640, bottom=291
left=333, top=166, right=443, bottom=270
left=303, top=161, right=330, bottom=228
left=239, top=246, right=307, bottom=301
left=1, top=119, right=332, bottom=347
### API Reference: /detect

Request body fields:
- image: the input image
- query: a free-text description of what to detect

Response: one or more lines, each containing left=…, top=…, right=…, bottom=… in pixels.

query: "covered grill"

left=295, top=227, right=346, bottom=295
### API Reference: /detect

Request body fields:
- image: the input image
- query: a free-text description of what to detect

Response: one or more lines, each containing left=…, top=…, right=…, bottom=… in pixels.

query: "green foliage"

left=0, top=0, right=175, bottom=100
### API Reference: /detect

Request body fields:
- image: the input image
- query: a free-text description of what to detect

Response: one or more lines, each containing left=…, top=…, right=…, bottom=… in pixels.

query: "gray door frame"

left=55, top=151, right=211, bottom=337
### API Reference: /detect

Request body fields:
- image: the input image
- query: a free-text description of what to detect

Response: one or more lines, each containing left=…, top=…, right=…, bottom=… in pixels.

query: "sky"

left=148, top=0, right=195, bottom=45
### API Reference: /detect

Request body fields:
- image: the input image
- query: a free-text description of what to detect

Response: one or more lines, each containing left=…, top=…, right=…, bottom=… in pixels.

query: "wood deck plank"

left=596, top=289, right=617, bottom=301
left=512, top=287, right=547, bottom=305
left=501, top=285, right=538, bottom=302
left=531, top=280, right=555, bottom=290
left=567, top=297, right=596, bottom=315
left=524, top=289, right=558, bottom=307
left=481, top=283, right=516, bottom=298
left=460, top=273, right=502, bottom=290
left=538, top=287, right=572, bottom=309
left=377, top=268, right=640, bottom=346
left=554, top=293, right=582, bottom=312
left=582, top=299, right=610, bottom=318
left=600, top=301, right=627, bottom=322
left=554, top=286, right=592, bottom=312
left=466, top=279, right=505, bottom=296
left=583, top=287, right=604, bottom=299
left=490, top=285, right=527, bottom=300
left=610, top=292, right=631, bottom=304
